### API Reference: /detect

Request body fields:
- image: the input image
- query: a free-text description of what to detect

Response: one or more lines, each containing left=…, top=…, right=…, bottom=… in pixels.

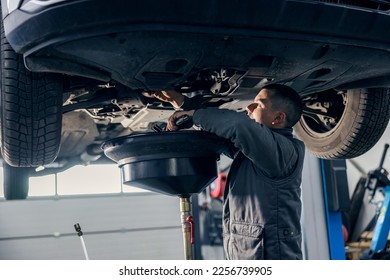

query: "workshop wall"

left=0, top=193, right=184, bottom=260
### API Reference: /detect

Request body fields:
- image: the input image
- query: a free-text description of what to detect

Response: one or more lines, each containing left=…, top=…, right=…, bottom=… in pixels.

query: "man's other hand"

left=152, top=90, right=185, bottom=109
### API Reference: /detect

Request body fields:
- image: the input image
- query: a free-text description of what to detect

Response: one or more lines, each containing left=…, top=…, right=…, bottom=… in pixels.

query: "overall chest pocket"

left=229, top=222, right=264, bottom=260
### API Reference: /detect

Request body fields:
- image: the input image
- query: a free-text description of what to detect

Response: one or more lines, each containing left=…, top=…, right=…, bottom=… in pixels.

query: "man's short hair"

left=262, top=84, right=303, bottom=127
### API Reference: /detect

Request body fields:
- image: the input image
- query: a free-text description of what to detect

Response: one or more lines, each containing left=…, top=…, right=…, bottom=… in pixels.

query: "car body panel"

left=2, top=0, right=390, bottom=95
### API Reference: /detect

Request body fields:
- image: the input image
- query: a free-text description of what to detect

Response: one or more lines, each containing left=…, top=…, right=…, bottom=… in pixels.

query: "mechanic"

left=153, top=84, right=305, bottom=260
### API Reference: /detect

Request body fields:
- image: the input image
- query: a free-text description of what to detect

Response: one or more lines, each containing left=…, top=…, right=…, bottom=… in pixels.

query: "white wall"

left=0, top=193, right=184, bottom=260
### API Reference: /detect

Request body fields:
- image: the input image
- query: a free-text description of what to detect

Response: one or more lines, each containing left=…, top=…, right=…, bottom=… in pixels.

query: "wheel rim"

left=300, top=90, right=347, bottom=138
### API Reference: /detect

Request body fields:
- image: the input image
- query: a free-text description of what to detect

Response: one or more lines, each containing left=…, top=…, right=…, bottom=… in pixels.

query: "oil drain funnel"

left=102, top=131, right=228, bottom=259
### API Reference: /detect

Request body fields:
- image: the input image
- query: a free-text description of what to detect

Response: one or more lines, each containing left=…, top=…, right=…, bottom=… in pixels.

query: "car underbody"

left=1, top=0, right=390, bottom=199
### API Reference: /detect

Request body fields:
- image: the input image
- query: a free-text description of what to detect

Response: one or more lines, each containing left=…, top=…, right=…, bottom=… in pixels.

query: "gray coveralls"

left=193, top=107, right=305, bottom=260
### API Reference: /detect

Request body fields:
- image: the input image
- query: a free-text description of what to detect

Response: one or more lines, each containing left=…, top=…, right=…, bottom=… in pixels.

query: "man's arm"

left=192, top=108, right=299, bottom=178
left=152, top=90, right=299, bottom=177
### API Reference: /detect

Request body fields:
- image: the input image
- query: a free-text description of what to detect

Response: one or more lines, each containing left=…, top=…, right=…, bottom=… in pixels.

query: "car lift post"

left=369, top=186, right=390, bottom=256
left=320, top=159, right=350, bottom=259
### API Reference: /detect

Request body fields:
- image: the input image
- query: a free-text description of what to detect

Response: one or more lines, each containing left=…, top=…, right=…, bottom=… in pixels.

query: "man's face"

left=246, top=89, right=277, bottom=127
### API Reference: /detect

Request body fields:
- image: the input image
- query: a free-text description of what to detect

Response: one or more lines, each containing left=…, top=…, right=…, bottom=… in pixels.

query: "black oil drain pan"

left=102, top=131, right=229, bottom=197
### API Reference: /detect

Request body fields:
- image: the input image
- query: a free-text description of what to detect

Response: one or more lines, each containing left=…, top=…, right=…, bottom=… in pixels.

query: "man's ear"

left=272, top=112, right=286, bottom=126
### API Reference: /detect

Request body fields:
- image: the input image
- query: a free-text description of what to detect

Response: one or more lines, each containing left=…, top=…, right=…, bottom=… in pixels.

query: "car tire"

left=3, top=163, right=30, bottom=200
left=0, top=19, right=63, bottom=167
left=295, top=88, right=390, bottom=159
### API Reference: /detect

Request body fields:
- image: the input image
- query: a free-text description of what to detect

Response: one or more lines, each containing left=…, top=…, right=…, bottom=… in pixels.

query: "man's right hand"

left=152, top=90, right=185, bottom=109
left=166, top=110, right=195, bottom=131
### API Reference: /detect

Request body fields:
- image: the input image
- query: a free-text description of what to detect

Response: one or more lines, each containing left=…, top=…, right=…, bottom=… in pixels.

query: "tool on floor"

left=74, top=223, right=90, bottom=260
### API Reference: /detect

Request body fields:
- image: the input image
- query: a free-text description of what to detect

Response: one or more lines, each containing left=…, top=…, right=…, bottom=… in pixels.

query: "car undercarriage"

left=1, top=0, right=390, bottom=199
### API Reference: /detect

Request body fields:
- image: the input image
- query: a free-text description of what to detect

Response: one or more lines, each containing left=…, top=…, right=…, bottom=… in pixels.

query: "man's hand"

left=152, top=90, right=184, bottom=109
left=166, top=110, right=196, bottom=131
